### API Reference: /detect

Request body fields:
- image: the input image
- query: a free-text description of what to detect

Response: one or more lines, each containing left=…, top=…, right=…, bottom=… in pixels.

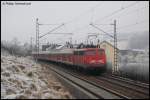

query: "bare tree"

left=10, top=37, right=20, bottom=55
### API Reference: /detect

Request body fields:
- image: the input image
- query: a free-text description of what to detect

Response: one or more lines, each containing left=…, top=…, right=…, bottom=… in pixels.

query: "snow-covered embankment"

left=1, top=52, right=72, bottom=99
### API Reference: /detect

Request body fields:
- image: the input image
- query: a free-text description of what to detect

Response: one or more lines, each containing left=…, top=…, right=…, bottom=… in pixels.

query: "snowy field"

left=1, top=50, right=73, bottom=99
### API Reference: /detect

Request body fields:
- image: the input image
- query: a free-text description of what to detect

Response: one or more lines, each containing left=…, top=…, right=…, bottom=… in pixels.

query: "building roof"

left=100, top=41, right=119, bottom=50
left=55, top=45, right=65, bottom=50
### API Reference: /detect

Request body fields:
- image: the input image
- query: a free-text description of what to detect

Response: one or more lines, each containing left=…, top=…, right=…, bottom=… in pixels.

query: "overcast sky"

left=1, top=1, right=149, bottom=45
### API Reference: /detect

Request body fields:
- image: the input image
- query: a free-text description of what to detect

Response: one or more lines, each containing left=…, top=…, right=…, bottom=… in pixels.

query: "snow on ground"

left=1, top=52, right=73, bottom=99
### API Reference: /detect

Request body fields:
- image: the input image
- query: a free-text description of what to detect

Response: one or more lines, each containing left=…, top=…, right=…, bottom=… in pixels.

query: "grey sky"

left=1, top=1, right=149, bottom=45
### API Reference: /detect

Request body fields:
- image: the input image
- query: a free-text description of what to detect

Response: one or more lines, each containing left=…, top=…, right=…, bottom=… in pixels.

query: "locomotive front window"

left=99, top=49, right=105, bottom=55
left=84, top=50, right=96, bottom=55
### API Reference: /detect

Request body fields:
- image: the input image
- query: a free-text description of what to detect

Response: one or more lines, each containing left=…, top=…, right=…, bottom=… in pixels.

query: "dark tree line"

left=1, top=38, right=36, bottom=56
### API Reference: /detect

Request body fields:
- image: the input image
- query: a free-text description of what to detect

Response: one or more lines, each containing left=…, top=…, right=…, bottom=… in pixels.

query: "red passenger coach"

left=32, top=48, right=106, bottom=72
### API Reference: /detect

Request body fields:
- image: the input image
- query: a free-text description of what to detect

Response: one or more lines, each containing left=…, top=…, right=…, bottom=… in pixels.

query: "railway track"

left=39, top=61, right=149, bottom=99
left=93, top=76, right=149, bottom=99
left=67, top=71, right=149, bottom=99
left=102, top=73, right=149, bottom=88
left=40, top=62, right=125, bottom=99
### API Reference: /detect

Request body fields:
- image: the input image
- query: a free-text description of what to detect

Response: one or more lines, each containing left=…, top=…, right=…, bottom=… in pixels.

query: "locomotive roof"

left=74, top=48, right=104, bottom=51
left=32, top=48, right=105, bottom=55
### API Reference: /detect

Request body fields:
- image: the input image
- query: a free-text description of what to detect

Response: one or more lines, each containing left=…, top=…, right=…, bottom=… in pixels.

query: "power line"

left=39, top=23, right=62, bottom=25
left=64, top=24, right=69, bottom=33
left=94, top=1, right=139, bottom=23
left=39, top=24, right=65, bottom=38
left=106, top=5, right=148, bottom=22
left=90, top=23, right=111, bottom=25
left=71, top=1, right=140, bottom=33
left=40, top=33, right=73, bottom=35
left=71, top=23, right=110, bottom=33
left=65, top=2, right=103, bottom=33
left=65, top=2, right=103, bottom=25
left=90, top=23, right=114, bottom=38
left=90, top=6, right=95, bottom=23
left=115, top=29, right=149, bottom=36
left=71, top=24, right=90, bottom=33
left=71, top=1, right=147, bottom=35
left=118, top=20, right=148, bottom=30
left=106, top=19, right=148, bottom=32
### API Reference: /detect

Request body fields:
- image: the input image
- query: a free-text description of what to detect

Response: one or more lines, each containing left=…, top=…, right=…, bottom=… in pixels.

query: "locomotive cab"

left=83, top=48, right=106, bottom=70
left=73, top=48, right=106, bottom=72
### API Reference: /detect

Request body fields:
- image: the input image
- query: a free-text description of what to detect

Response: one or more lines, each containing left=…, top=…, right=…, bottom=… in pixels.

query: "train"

left=32, top=47, right=107, bottom=73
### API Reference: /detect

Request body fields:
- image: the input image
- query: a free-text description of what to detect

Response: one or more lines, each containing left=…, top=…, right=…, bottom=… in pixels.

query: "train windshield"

left=99, top=49, right=105, bottom=55
left=84, top=50, right=96, bottom=55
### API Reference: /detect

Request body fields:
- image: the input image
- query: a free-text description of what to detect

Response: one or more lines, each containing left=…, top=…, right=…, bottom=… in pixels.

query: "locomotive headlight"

left=90, top=60, right=96, bottom=63
left=90, top=60, right=104, bottom=64
left=98, top=60, right=104, bottom=63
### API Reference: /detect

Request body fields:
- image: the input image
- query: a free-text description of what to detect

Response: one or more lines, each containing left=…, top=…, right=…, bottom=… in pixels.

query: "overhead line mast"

left=35, top=18, right=73, bottom=60
left=90, top=20, right=118, bottom=74
left=113, top=20, right=118, bottom=74
left=36, top=18, right=39, bottom=61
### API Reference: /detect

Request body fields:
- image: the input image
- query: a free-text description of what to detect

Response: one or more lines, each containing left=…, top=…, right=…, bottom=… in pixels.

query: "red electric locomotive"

left=73, top=48, right=106, bottom=71
left=32, top=48, right=106, bottom=72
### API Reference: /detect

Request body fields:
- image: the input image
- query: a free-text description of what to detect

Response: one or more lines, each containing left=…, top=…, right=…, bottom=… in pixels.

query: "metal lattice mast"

left=35, top=19, right=73, bottom=56
left=113, top=20, right=118, bottom=73
left=36, top=18, right=39, bottom=60
left=90, top=20, right=118, bottom=73
left=30, top=37, right=32, bottom=54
